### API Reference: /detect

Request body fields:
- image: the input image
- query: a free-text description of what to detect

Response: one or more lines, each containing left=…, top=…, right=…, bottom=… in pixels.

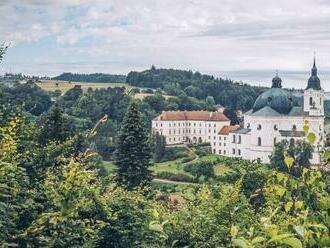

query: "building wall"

left=211, top=134, right=229, bottom=155
left=152, top=119, right=230, bottom=145
left=304, top=89, right=324, bottom=116
left=210, top=115, right=324, bottom=164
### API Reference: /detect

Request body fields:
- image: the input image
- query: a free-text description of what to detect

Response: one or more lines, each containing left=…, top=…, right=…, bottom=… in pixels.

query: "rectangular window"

left=232, top=148, right=235, bottom=154
left=238, top=149, right=241, bottom=156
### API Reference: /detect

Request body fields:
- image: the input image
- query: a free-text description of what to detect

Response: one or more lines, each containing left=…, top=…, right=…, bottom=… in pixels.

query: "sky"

left=1, top=0, right=330, bottom=90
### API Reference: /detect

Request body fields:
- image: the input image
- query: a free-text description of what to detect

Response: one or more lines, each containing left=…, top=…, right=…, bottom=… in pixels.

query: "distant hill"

left=126, top=66, right=267, bottom=111
left=52, top=73, right=126, bottom=83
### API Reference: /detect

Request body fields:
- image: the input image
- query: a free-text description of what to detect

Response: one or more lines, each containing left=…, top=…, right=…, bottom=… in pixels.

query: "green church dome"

left=252, top=74, right=295, bottom=114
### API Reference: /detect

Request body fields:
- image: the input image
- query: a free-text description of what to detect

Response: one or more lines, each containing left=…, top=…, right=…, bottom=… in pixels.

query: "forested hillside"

left=53, top=72, right=126, bottom=83
left=127, top=66, right=267, bottom=111
left=0, top=46, right=329, bottom=247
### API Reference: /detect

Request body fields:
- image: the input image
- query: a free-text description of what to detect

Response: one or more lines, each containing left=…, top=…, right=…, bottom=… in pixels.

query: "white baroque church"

left=151, top=59, right=325, bottom=164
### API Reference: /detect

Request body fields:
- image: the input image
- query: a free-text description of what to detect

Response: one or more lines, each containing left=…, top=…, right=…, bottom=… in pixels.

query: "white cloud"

left=2, top=0, right=330, bottom=89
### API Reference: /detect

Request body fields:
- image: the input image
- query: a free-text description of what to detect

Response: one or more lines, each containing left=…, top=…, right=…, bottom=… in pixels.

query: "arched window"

left=274, top=125, right=278, bottom=131
left=247, top=123, right=250, bottom=128
left=257, top=124, right=262, bottom=130
left=258, top=137, right=262, bottom=146
left=309, top=97, right=313, bottom=106
left=292, top=125, right=297, bottom=131
left=238, top=135, right=241, bottom=144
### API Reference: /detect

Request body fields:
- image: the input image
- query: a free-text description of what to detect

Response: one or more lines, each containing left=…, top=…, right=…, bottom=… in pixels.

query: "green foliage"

left=156, top=171, right=195, bottom=183
left=126, top=67, right=266, bottom=111
left=161, top=182, right=258, bottom=247
left=152, top=133, right=166, bottom=163
left=0, top=43, right=8, bottom=63
left=0, top=82, right=52, bottom=115
left=38, top=104, right=77, bottom=145
left=53, top=72, right=126, bottom=83
left=114, top=101, right=152, bottom=189
left=22, top=160, right=109, bottom=247
left=184, top=160, right=215, bottom=182
left=271, top=140, right=313, bottom=177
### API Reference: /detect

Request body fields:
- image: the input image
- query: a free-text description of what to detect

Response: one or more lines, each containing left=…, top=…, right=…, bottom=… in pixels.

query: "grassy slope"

left=37, top=80, right=131, bottom=93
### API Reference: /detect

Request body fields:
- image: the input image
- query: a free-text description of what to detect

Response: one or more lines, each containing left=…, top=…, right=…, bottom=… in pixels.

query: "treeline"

left=53, top=72, right=127, bottom=83
left=127, top=66, right=267, bottom=111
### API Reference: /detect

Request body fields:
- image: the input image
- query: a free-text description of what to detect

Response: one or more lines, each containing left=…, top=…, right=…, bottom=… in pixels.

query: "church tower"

left=303, top=57, right=324, bottom=116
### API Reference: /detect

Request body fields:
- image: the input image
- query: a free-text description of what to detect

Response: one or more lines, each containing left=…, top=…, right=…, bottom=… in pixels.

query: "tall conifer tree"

left=114, top=101, right=152, bottom=189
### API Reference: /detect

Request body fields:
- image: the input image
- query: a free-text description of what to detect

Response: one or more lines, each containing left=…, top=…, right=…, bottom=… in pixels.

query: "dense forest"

left=1, top=47, right=330, bottom=247
left=126, top=66, right=267, bottom=111
left=53, top=72, right=127, bottom=83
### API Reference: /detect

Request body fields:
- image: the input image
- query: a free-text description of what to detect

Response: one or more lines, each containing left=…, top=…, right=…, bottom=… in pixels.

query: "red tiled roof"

left=218, top=125, right=240, bottom=135
left=154, top=111, right=229, bottom=122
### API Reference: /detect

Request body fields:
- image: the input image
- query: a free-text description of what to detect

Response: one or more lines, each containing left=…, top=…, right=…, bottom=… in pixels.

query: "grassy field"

left=37, top=80, right=174, bottom=100
left=37, top=80, right=131, bottom=93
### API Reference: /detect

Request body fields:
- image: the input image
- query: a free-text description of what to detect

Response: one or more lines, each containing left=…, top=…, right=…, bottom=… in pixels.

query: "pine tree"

left=38, top=104, right=75, bottom=145
left=114, top=101, right=152, bottom=189
left=153, top=133, right=166, bottom=163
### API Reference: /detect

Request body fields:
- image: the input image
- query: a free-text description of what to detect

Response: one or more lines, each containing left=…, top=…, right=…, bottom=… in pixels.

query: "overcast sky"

left=1, top=0, right=330, bottom=89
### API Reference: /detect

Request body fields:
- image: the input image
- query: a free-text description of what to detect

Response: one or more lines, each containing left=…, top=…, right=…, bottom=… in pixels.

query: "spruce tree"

left=114, top=101, right=152, bottom=189
left=153, top=133, right=166, bottom=163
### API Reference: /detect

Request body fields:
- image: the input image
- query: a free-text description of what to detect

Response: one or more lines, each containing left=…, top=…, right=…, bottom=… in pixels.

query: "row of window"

left=232, top=148, right=241, bottom=156
left=214, top=142, right=227, bottom=147
left=213, top=149, right=227, bottom=155
left=155, top=122, right=217, bottom=128
left=166, top=129, right=217, bottom=135
left=232, top=135, right=242, bottom=144
left=246, top=123, right=297, bottom=131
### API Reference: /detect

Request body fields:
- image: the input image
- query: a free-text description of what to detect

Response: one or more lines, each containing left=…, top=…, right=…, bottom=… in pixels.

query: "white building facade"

left=151, top=111, right=230, bottom=145
left=212, top=59, right=324, bottom=164
left=151, top=59, right=325, bottom=164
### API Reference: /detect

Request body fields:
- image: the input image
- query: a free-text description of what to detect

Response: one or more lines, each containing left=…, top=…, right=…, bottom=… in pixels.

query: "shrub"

left=184, top=161, right=215, bottom=180
left=181, top=155, right=195, bottom=163
left=156, top=171, right=194, bottom=183
left=162, top=147, right=189, bottom=161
